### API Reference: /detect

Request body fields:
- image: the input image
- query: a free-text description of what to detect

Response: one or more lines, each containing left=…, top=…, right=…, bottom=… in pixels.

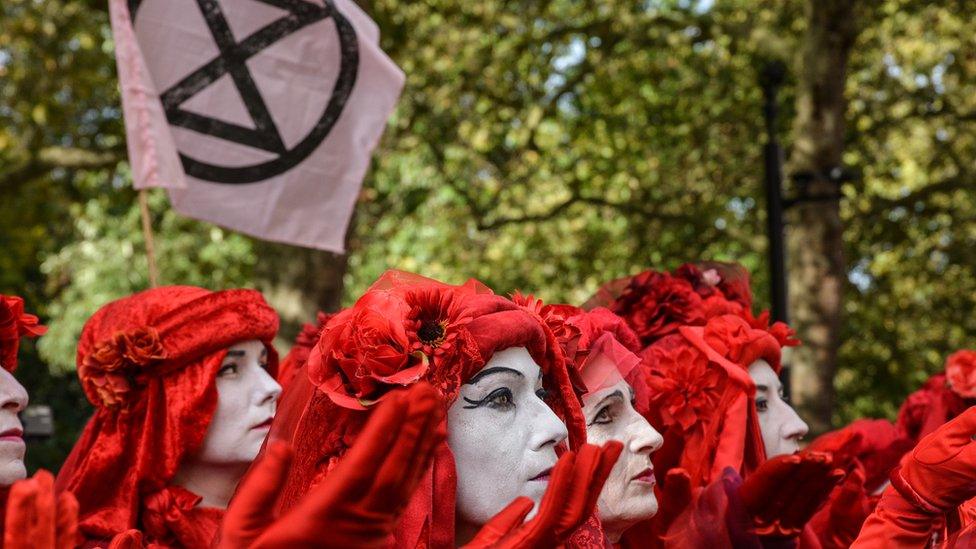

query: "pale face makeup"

left=197, top=339, right=282, bottom=464
left=448, top=347, right=569, bottom=540
left=582, top=365, right=663, bottom=542
left=0, top=367, right=27, bottom=486
left=749, top=360, right=809, bottom=458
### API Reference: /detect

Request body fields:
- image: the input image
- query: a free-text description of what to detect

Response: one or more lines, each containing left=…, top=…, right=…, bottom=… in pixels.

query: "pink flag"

left=109, top=0, right=405, bottom=252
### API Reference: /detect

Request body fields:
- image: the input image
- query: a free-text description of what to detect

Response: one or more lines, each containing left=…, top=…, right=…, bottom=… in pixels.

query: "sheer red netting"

left=54, top=286, right=279, bottom=548
left=263, top=271, right=587, bottom=549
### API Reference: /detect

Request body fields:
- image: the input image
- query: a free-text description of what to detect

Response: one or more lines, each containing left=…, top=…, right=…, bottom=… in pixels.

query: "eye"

left=590, top=405, right=614, bottom=426
left=535, top=387, right=548, bottom=400
left=218, top=363, right=239, bottom=377
left=462, top=388, right=515, bottom=411
left=756, top=399, right=768, bottom=412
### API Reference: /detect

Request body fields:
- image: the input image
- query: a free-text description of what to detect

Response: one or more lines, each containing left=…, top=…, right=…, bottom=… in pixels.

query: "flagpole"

left=137, top=189, right=160, bottom=288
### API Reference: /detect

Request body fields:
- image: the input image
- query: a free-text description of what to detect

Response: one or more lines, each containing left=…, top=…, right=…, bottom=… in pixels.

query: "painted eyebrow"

left=466, top=366, right=524, bottom=385
left=593, top=390, right=625, bottom=410
left=756, top=384, right=769, bottom=392
left=224, top=350, right=246, bottom=358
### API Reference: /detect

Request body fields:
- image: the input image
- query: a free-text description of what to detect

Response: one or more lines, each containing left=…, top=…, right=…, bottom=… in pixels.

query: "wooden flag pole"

left=138, top=189, right=160, bottom=288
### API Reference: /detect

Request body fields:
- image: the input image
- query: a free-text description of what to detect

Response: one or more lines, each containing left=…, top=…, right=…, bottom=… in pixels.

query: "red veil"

left=54, top=286, right=279, bottom=547
left=265, top=271, right=587, bottom=548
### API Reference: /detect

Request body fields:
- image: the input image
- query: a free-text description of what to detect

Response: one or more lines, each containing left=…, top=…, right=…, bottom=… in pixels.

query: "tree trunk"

left=785, top=0, right=862, bottom=434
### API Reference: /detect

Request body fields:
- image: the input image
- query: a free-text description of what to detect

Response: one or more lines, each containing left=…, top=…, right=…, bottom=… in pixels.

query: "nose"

left=627, top=412, right=664, bottom=456
left=254, top=366, right=282, bottom=408
left=0, top=370, right=28, bottom=414
left=781, top=402, right=809, bottom=442
left=527, top=396, right=569, bottom=452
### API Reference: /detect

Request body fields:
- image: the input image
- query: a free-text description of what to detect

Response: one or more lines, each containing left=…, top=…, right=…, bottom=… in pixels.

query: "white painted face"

left=0, top=367, right=27, bottom=486
left=448, top=347, right=569, bottom=531
left=196, top=340, right=281, bottom=464
left=749, top=360, right=808, bottom=458
left=582, top=369, right=663, bottom=542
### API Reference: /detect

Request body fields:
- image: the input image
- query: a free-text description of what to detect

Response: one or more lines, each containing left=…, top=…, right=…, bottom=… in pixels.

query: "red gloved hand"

left=3, top=469, right=78, bottom=549
left=649, top=468, right=694, bottom=541
left=218, top=382, right=446, bottom=549
left=808, top=465, right=872, bottom=549
left=105, top=529, right=144, bottom=549
left=463, top=441, right=623, bottom=549
left=739, top=451, right=844, bottom=537
left=891, top=405, right=976, bottom=512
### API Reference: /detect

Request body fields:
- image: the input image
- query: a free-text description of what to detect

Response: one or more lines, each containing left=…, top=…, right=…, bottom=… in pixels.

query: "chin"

left=0, top=459, right=26, bottom=487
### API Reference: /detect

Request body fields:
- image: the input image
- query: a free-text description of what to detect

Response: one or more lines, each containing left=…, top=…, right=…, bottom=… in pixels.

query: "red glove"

left=738, top=451, right=844, bottom=537
left=463, top=441, right=623, bottom=548
left=850, top=487, right=943, bottom=548
left=105, top=529, right=144, bottom=549
left=218, top=382, right=446, bottom=549
left=649, top=468, right=694, bottom=542
left=3, top=470, right=78, bottom=549
left=891, top=405, right=976, bottom=513
left=808, top=465, right=872, bottom=549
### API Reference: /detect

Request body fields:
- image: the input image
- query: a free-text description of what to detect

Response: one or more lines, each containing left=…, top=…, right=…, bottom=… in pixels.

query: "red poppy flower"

left=946, top=350, right=976, bottom=399
left=645, top=341, right=729, bottom=432
left=0, top=295, right=47, bottom=371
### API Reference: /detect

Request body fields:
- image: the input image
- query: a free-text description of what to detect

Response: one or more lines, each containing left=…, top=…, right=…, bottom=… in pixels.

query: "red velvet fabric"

left=54, top=286, right=279, bottom=547
left=266, top=271, right=586, bottom=549
left=0, top=294, right=47, bottom=372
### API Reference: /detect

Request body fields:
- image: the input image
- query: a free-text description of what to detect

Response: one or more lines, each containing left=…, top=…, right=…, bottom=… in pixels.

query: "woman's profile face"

left=448, top=346, right=569, bottom=531
left=0, top=367, right=27, bottom=486
left=750, top=359, right=809, bottom=458
left=581, top=359, right=662, bottom=541
left=197, top=339, right=282, bottom=464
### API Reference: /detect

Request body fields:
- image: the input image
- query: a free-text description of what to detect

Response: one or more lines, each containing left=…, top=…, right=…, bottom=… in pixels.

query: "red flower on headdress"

left=0, top=295, right=47, bottom=371
left=747, top=310, right=801, bottom=348
left=675, top=262, right=754, bottom=310
left=310, top=285, right=478, bottom=407
left=946, top=350, right=976, bottom=399
left=610, top=271, right=705, bottom=346
left=79, top=327, right=166, bottom=408
left=645, top=341, right=728, bottom=432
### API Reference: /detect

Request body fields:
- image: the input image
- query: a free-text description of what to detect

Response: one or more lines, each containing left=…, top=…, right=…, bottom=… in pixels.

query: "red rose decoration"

left=0, top=295, right=47, bottom=372
left=610, top=271, right=705, bottom=347
left=309, top=285, right=478, bottom=409
left=645, top=341, right=729, bottom=432
left=79, top=327, right=166, bottom=409
left=946, top=350, right=976, bottom=399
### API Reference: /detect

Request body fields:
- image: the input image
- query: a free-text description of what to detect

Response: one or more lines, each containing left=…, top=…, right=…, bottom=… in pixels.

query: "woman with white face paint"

left=562, top=307, right=664, bottom=544
left=55, top=286, right=281, bottom=547
left=265, top=272, right=620, bottom=549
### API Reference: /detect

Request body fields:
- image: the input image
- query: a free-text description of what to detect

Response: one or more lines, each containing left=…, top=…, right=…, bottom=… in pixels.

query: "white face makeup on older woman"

left=581, top=354, right=663, bottom=542
left=0, top=367, right=28, bottom=486
left=448, top=346, right=569, bottom=542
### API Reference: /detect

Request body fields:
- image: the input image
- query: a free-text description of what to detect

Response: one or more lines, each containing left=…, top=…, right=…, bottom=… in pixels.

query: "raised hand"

left=738, top=451, right=844, bottom=537
left=3, top=470, right=78, bottom=549
left=463, top=441, right=623, bottom=549
left=218, top=381, right=446, bottom=549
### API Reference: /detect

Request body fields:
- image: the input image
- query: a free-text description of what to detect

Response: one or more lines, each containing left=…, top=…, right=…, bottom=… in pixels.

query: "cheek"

left=0, top=445, right=26, bottom=485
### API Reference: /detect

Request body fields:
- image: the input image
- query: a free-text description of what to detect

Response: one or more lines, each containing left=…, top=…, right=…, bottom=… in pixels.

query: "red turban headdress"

left=54, top=286, right=279, bottom=547
left=267, top=271, right=585, bottom=549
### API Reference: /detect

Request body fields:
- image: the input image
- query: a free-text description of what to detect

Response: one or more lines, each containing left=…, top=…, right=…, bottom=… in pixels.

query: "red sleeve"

left=850, top=488, right=943, bottom=548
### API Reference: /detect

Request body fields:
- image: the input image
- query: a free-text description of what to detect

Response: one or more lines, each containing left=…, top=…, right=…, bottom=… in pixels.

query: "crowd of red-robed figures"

left=0, top=263, right=974, bottom=548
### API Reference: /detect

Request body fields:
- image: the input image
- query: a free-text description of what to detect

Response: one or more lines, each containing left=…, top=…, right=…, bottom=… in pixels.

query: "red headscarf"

left=0, top=294, right=47, bottom=372
left=276, top=311, right=336, bottom=391
left=54, top=286, right=279, bottom=547
left=267, top=271, right=586, bottom=549
left=639, top=314, right=795, bottom=489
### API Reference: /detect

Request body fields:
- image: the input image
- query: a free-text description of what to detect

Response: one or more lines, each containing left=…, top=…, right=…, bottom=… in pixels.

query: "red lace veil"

left=54, top=286, right=279, bottom=547
left=266, top=271, right=586, bottom=549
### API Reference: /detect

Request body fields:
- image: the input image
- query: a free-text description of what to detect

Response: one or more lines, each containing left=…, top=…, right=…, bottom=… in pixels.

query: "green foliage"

left=2, top=0, right=975, bottom=471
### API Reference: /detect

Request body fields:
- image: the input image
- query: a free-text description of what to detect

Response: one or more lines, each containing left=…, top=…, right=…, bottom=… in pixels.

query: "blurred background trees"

left=1, top=0, right=974, bottom=470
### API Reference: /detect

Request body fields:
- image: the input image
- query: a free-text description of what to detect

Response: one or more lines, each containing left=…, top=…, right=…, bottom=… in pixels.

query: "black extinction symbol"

left=129, top=0, right=359, bottom=184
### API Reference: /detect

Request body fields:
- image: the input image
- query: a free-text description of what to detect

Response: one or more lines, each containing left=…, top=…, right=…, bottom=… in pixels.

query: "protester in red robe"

left=55, top=286, right=280, bottom=547
left=261, top=271, right=620, bottom=549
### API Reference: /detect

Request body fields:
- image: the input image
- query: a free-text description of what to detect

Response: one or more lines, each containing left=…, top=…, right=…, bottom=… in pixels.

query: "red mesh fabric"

left=54, top=286, right=279, bottom=547
left=896, top=372, right=971, bottom=444
left=266, top=271, right=586, bottom=549
left=277, top=311, right=335, bottom=391
left=0, top=294, right=47, bottom=372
